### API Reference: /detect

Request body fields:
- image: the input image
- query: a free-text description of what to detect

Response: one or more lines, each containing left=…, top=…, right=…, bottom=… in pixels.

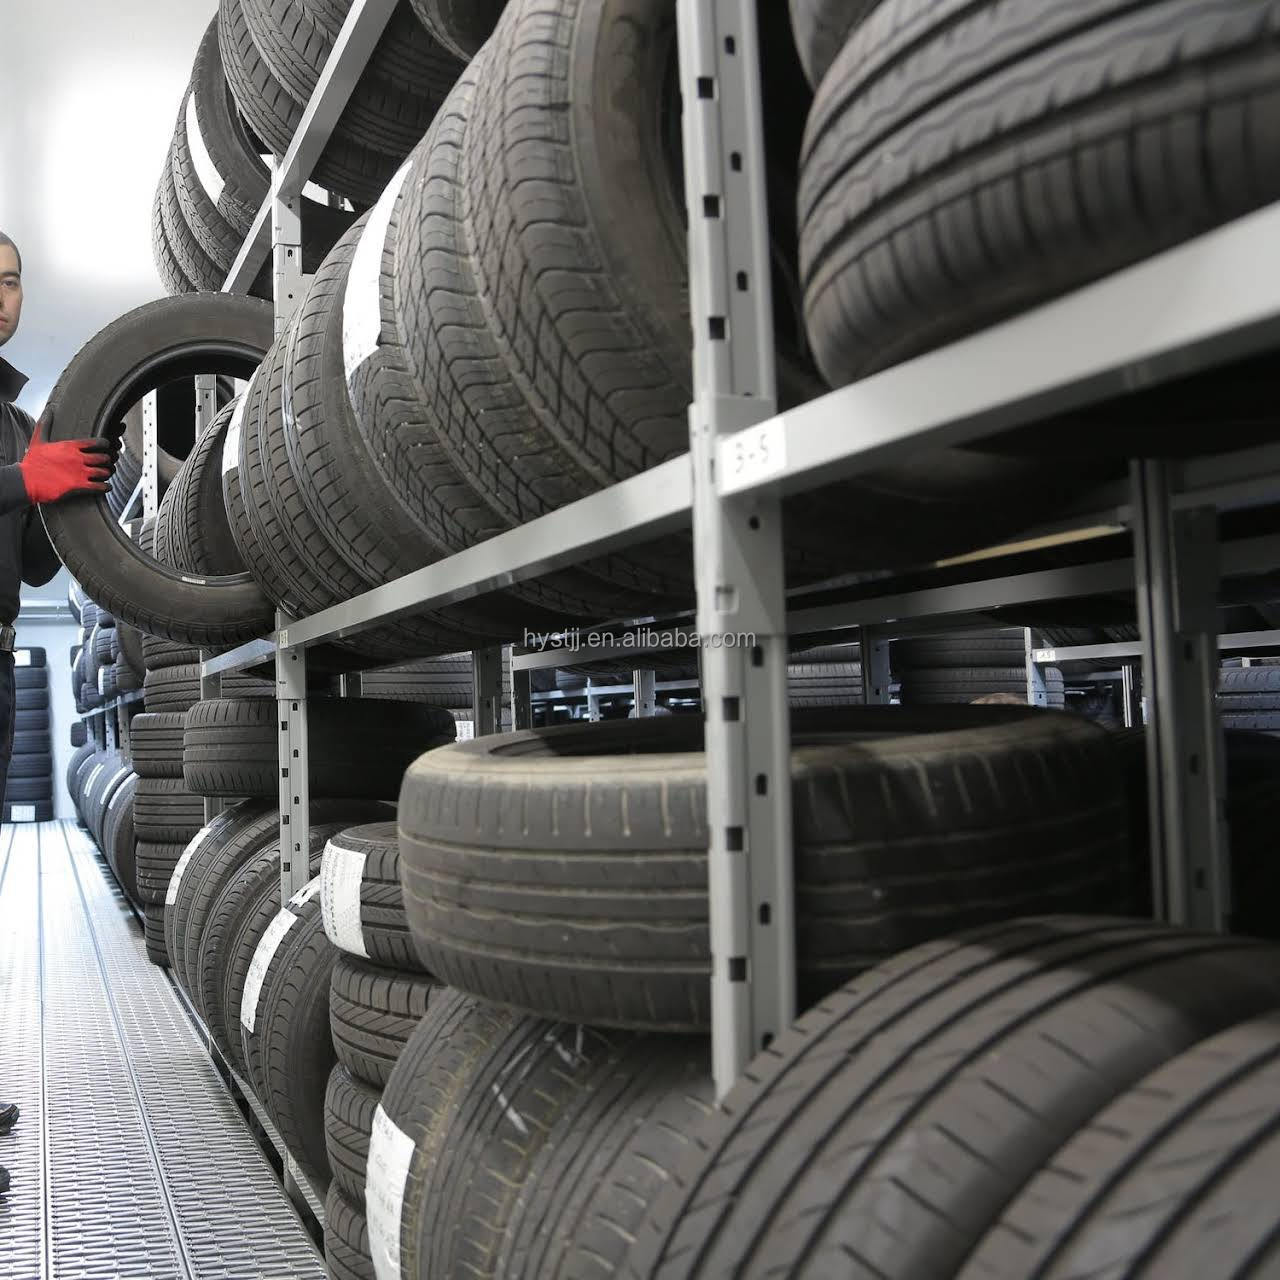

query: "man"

left=0, top=230, right=115, bottom=1196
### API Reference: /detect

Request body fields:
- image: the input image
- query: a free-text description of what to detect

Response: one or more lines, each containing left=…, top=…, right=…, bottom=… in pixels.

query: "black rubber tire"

left=103, top=774, right=140, bottom=902
left=134, top=777, right=207, bottom=843
left=70, top=722, right=89, bottom=749
left=5, top=776, right=54, bottom=804
left=218, top=0, right=406, bottom=206
left=898, top=667, right=1065, bottom=707
left=142, top=635, right=202, bottom=671
left=131, top=713, right=187, bottom=778
left=371, top=992, right=712, bottom=1280
left=153, top=398, right=246, bottom=577
left=145, top=664, right=272, bottom=714
left=14, top=646, right=46, bottom=667
left=7, top=754, right=52, bottom=779
left=16, top=687, right=49, bottom=711
left=962, top=1011, right=1280, bottom=1279
left=16, top=666, right=50, bottom=690
left=144, top=903, right=170, bottom=967
left=623, top=918, right=1280, bottom=1280
left=320, top=823, right=421, bottom=969
left=893, top=631, right=1030, bottom=671
left=136, top=841, right=189, bottom=906
left=3, top=801, right=54, bottom=823
left=325, top=1185, right=375, bottom=1280
left=11, top=732, right=51, bottom=756
left=399, top=708, right=1132, bottom=1030
left=408, top=0, right=507, bottom=60
left=116, top=622, right=146, bottom=677
left=38, top=293, right=276, bottom=645
left=183, top=698, right=456, bottom=798
left=170, top=92, right=248, bottom=271
left=115, top=661, right=143, bottom=694
left=798, top=0, right=1280, bottom=386
left=324, top=1064, right=379, bottom=1204
left=788, top=0, right=882, bottom=87
left=204, top=824, right=345, bottom=1075
left=239, top=880, right=337, bottom=1188
left=329, top=954, right=436, bottom=1089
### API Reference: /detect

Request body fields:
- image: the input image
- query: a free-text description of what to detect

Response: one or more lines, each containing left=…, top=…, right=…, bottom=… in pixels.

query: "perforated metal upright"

left=678, top=0, right=795, bottom=1097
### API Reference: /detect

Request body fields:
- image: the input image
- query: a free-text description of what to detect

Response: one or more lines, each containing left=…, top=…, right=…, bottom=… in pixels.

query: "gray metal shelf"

left=201, top=0, right=1280, bottom=1097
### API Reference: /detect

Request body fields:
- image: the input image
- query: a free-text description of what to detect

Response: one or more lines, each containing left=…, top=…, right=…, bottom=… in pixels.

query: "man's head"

left=0, top=232, right=24, bottom=348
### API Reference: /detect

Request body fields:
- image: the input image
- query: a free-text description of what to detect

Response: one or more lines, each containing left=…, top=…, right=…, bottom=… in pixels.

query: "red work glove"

left=19, top=418, right=116, bottom=505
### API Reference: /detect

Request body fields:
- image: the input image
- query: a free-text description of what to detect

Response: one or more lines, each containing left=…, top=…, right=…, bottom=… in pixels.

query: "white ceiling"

left=0, top=0, right=217, bottom=417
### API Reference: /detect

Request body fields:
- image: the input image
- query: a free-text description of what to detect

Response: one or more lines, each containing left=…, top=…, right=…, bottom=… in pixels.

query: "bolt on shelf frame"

left=199, top=0, right=1280, bottom=1101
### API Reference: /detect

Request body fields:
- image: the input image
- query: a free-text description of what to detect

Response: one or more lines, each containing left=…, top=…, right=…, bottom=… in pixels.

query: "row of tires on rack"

left=4, top=648, right=54, bottom=823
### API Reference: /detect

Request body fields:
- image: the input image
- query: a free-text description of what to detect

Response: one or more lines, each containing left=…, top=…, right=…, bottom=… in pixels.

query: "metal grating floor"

left=0, top=821, right=327, bottom=1280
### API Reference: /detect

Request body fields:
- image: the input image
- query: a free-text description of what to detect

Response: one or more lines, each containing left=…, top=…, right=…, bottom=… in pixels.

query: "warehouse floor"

left=0, top=821, right=324, bottom=1280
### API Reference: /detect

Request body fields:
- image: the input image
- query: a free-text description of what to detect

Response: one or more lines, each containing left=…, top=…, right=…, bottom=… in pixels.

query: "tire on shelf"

left=145, top=664, right=272, bottom=714
left=788, top=0, right=883, bottom=87
left=325, top=1184, right=374, bottom=1280
left=408, top=0, right=506, bottom=61
left=142, top=634, right=202, bottom=671
left=797, top=0, right=1280, bottom=386
left=144, top=903, right=171, bottom=967
left=622, top=918, right=1280, bottom=1280
left=103, top=774, right=140, bottom=903
left=398, top=708, right=1133, bottom=1030
left=329, top=953, right=436, bottom=1089
left=960, top=1013, right=1280, bottom=1280
left=38, top=293, right=276, bottom=645
left=324, top=1064, right=379, bottom=1204
left=136, top=842, right=191, bottom=906
left=134, top=777, right=207, bottom=843
left=131, top=713, right=188, bottom=778
left=368, top=991, right=712, bottom=1280
left=239, top=876, right=337, bottom=1188
left=320, top=823, right=421, bottom=970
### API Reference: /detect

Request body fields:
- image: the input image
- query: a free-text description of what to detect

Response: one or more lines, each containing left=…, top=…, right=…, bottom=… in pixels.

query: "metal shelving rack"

left=196, top=0, right=1280, bottom=1100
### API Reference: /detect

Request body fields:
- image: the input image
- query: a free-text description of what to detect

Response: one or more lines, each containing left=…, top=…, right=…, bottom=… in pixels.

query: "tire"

left=144, top=903, right=170, bottom=967
left=368, top=992, right=712, bottom=1280
left=893, top=631, right=1030, bottom=670
left=3, top=801, right=53, bottom=823
left=398, top=708, right=1132, bottom=1030
left=145, top=664, right=272, bottom=713
left=16, top=687, right=49, bottom=711
left=39, top=293, right=276, bottom=645
left=4, top=777, right=54, bottom=804
left=622, top=917, right=1280, bottom=1280
left=183, top=698, right=456, bottom=798
left=329, top=954, right=436, bottom=1088
left=239, top=878, right=337, bottom=1188
left=134, top=777, right=207, bottom=843
left=116, top=622, right=146, bottom=677
left=66, top=742, right=94, bottom=793
left=320, top=823, right=420, bottom=968
left=103, top=774, right=140, bottom=902
left=324, top=1064, right=379, bottom=1203
left=15, top=666, right=49, bottom=689
left=961, top=1013, right=1280, bottom=1280
left=898, top=666, right=1064, bottom=706
left=798, top=0, right=1280, bottom=386
left=115, top=661, right=143, bottom=694
left=131, top=713, right=187, bottom=778
left=7, top=754, right=52, bottom=779
left=156, top=155, right=227, bottom=293
left=136, top=842, right=190, bottom=906
left=408, top=0, right=507, bottom=61
left=12, top=731, right=51, bottom=756
left=325, top=1185, right=375, bottom=1280
left=203, top=822, right=348, bottom=1074
left=788, top=0, right=883, bottom=87
left=142, top=635, right=202, bottom=671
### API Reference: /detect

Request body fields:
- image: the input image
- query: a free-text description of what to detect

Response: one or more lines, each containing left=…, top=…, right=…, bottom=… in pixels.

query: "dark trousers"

left=0, top=655, right=14, bottom=806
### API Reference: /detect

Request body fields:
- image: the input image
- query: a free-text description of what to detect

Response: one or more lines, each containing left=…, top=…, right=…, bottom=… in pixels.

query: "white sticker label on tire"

left=343, top=160, right=413, bottom=385
left=367, top=1104, right=416, bottom=1280
left=14, top=650, right=30, bottom=667
left=321, top=841, right=369, bottom=958
left=10, top=805, right=35, bottom=822
left=240, top=907, right=298, bottom=1034
left=454, top=721, right=474, bottom=742
left=287, top=877, right=322, bottom=913
left=222, top=393, right=248, bottom=478
left=166, top=824, right=216, bottom=907
left=186, top=92, right=226, bottom=206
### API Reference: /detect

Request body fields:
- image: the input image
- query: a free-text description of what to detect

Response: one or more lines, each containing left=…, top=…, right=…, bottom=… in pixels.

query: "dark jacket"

left=0, top=356, right=62, bottom=623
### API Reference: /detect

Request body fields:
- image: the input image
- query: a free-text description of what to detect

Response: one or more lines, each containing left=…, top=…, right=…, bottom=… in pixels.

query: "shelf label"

left=10, top=805, right=35, bottom=822
left=367, top=1104, right=416, bottom=1280
left=186, top=92, right=226, bottom=206
left=322, top=841, right=368, bottom=958
left=241, top=906, right=299, bottom=1034
left=718, top=419, right=787, bottom=495
left=1034, top=649, right=1056, bottom=663
left=343, top=159, right=413, bottom=384
left=167, top=824, right=216, bottom=907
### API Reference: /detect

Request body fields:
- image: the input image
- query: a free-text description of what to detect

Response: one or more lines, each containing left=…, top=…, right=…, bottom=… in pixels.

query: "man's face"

left=0, top=245, right=23, bottom=348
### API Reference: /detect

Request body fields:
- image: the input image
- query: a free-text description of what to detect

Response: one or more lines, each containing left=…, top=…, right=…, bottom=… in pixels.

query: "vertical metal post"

left=632, top=669, right=658, bottom=717
left=141, top=390, right=160, bottom=520
left=679, top=0, right=794, bottom=1097
left=1121, top=662, right=1142, bottom=728
left=272, top=171, right=305, bottom=335
left=200, top=652, right=225, bottom=825
left=1132, top=460, right=1229, bottom=930
left=472, top=647, right=504, bottom=737
left=1024, top=628, right=1048, bottom=706
left=194, top=374, right=217, bottom=436
left=859, top=627, right=892, bottom=705
left=105, top=704, right=118, bottom=751
left=585, top=682, right=602, bottom=723
left=276, top=613, right=312, bottom=898
left=511, top=665, right=532, bottom=731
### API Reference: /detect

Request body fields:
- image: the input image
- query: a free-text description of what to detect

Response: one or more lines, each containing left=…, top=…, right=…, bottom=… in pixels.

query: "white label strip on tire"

left=185, top=91, right=226, bottom=206
left=15, top=650, right=30, bottom=667
left=222, top=390, right=248, bottom=478
left=83, top=763, right=105, bottom=798
left=166, top=823, right=217, bottom=907
left=10, top=805, right=35, bottom=822
left=367, top=1104, right=416, bottom=1280
left=240, top=907, right=298, bottom=1035
left=321, top=841, right=369, bottom=959
left=454, top=721, right=474, bottom=742
left=286, top=878, right=322, bottom=913
left=342, top=159, right=413, bottom=385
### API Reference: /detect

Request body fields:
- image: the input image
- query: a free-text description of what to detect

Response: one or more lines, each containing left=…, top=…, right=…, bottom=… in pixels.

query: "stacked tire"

left=1218, top=665, right=1280, bottom=736
left=5, top=648, right=53, bottom=822
left=893, top=630, right=1065, bottom=709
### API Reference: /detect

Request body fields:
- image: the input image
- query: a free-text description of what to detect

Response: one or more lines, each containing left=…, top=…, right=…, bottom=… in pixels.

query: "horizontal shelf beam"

left=1033, top=628, right=1280, bottom=665
left=718, top=203, right=1280, bottom=502
left=201, top=638, right=278, bottom=679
